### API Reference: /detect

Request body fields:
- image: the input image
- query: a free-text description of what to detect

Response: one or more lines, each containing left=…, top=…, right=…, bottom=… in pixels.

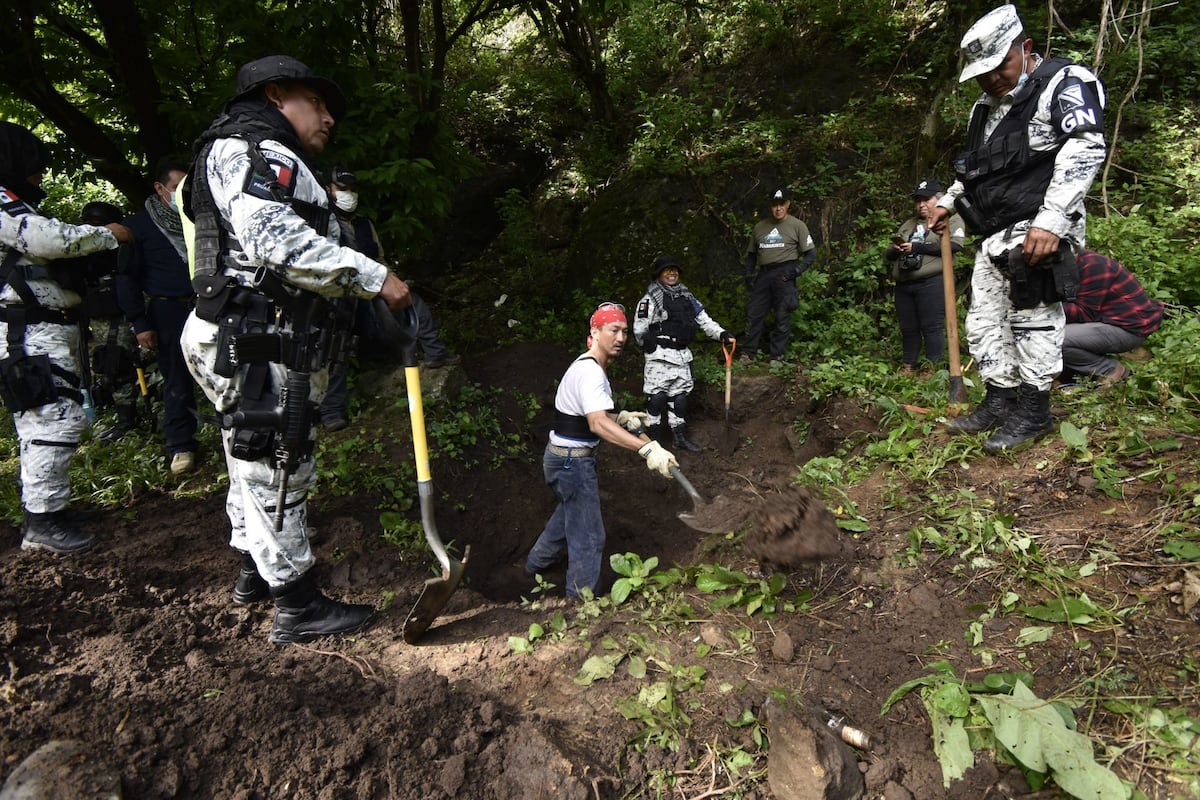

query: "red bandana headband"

left=589, top=302, right=626, bottom=330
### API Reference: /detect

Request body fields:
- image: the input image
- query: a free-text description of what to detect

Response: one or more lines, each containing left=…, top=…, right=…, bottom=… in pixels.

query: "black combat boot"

left=232, top=552, right=270, bottom=604
left=269, top=573, right=375, bottom=644
left=20, top=510, right=96, bottom=554
left=946, top=384, right=1016, bottom=434
left=100, top=403, right=137, bottom=443
left=984, top=383, right=1054, bottom=454
left=672, top=425, right=703, bottom=453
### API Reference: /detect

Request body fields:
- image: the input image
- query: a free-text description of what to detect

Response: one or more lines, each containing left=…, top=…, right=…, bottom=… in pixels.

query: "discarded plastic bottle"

left=824, top=711, right=871, bottom=749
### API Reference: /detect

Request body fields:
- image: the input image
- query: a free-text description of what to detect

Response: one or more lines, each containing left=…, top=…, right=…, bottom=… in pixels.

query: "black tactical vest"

left=954, top=57, right=1072, bottom=237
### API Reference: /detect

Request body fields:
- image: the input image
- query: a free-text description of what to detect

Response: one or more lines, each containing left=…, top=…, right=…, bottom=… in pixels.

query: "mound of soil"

left=1, top=342, right=1192, bottom=799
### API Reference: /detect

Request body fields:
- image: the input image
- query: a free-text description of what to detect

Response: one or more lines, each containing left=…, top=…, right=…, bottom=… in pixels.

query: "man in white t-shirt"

left=525, top=302, right=679, bottom=599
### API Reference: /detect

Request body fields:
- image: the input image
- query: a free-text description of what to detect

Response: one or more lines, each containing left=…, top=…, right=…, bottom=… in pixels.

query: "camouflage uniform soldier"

left=634, top=255, right=733, bottom=452
left=180, top=56, right=411, bottom=643
left=930, top=4, right=1106, bottom=453
left=0, top=122, right=132, bottom=554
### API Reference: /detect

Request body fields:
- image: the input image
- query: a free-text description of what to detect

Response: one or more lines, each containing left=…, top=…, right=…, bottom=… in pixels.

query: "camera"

left=900, top=224, right=925, bottom=271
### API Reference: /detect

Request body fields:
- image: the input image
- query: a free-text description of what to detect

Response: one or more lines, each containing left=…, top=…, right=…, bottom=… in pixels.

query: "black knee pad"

left=647, top=392, right=669, bottom=417
left=669, top=393, right=690, bottom=420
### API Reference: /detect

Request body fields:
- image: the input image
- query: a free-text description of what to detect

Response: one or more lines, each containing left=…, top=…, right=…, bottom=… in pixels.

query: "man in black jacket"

left=120, top=160, right=199, bottom=473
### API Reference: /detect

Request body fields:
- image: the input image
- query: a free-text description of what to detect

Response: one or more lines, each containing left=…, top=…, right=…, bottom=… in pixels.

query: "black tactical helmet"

left=652, top=255, right=680, bottom=278
left=229, top=55, right=347, bottom=120
left=80, top=201, right=123, bottom=226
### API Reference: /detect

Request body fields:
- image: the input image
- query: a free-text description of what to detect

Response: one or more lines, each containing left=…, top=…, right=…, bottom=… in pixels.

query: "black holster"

left=0, top=352, right=59, bottom=411
left=994, top=242, right=1078, bottom=309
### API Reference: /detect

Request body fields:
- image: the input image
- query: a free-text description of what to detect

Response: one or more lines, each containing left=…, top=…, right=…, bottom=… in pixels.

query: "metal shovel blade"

left=402, top=484, right=470, bottom=643
left=670, top=466, right=744, bottom=534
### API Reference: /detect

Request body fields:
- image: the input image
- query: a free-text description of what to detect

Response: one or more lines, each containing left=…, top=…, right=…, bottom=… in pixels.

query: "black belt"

left=0, top=304, right=80, bottom=325
left=758, top=259, right=799, bottom=273
left=547, top=444, right=596, bottom=458
left=148, top=295, right=193, bottom=305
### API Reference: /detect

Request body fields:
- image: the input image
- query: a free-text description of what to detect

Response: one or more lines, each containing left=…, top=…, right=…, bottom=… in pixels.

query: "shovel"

left=634, top=423, right=743, bottom=534
left=941, top=228, right=970, bottom=406
left=385, top=302, right=469, bottom=643
left=720, top=339, right=740, bottom=455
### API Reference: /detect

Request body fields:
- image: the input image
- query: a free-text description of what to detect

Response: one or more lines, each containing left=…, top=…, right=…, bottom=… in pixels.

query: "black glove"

left=720, top=331, right=733, bottom=345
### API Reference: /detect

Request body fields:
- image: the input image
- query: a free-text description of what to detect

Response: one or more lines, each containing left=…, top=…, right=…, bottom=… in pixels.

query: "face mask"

left=1013, top=51, right=1030, bottom=92
left=334, top=190, right=358, bottom=214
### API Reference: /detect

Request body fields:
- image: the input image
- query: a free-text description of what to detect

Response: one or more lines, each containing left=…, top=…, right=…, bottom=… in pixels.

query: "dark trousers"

left=149, top=297, right=199, bottom=455
left=894, top=274, right=946, bottom=366
left=1062, top=322, right=1144, bottom=379
left=743, top=266, right=798, bottom=359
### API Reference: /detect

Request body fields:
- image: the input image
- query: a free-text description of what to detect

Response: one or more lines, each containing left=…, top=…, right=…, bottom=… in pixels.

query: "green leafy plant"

left=883, top=662, right=1128, bottom=798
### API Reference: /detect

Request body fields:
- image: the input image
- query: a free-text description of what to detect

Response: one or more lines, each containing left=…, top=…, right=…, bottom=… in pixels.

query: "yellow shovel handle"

left=405, top=366, right=432, bottom=483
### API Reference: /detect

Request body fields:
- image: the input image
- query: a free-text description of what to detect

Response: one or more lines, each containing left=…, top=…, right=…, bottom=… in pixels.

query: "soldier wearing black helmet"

left=0, top=121, right=132, bottom=555
left=179, top=55, right=411, bottom=644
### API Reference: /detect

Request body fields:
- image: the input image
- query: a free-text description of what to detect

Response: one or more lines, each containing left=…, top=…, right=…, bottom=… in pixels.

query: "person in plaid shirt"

left=1060, top=250, right=1163, bottom=386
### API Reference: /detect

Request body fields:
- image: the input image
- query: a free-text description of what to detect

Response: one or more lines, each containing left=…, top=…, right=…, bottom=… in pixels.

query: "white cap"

left=959, top=5, right=1025, bottom=83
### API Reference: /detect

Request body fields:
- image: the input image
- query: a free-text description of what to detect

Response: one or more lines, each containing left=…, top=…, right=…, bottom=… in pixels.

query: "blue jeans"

left=526, top=448, right=604, bottom=598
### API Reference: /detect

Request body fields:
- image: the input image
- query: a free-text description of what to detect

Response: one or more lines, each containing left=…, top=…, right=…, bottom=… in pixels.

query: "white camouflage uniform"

left=180, top=137, right=388, bottom=587
left=633, top=283, right=725, bottom=428
left=940, top=56, right=1106, bottom=392
left=0, top=195, right=119, bottom=512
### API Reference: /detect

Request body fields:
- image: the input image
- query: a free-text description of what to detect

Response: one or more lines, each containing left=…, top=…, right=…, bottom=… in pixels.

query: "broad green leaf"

left=1015, top=626, right=1053, bottom=646
left=1163, top=538, right=1200, bottom=560
left=880, top=661, right=957, bottom=713
left=1020, top=595, right=1099, bottom=625
left=1060, top=422, right=1089, bottom=450
left=930, top=712, right=973, bottom=787
left=696, top=565, right=750, bottom=591
left=527, top=623, right=544, bottom=641
left=928, top=681, right=971, bottom=718
left=978, top=682, right=1127, bottom=800
left=574, top=653, right=622, bottom=686
left=627, top=654, right=647, bottom=679
left=508, top=636, right=532, bottom=654
left=611, top=577, right=632, bottom=605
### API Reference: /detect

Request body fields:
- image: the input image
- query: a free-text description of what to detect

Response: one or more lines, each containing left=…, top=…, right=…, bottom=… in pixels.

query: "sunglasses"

left=595, top=302, right=625, bottom=313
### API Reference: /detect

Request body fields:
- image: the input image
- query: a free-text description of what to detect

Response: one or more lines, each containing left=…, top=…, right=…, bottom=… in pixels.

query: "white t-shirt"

left=549, top=355, right=612, bottom=447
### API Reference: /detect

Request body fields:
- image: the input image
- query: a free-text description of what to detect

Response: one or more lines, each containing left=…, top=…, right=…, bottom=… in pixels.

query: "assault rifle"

left=221, top=266, right=346, bottom=531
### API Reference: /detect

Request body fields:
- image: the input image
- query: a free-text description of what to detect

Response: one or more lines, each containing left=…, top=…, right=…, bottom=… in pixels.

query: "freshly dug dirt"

left=1, top=342, right=1194, bottom=799
left=745, top=485, right=845, bottom=569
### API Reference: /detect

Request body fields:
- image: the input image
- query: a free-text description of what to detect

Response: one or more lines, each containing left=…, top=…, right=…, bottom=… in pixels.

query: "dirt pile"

left=745, top=485, right=846, bottom=569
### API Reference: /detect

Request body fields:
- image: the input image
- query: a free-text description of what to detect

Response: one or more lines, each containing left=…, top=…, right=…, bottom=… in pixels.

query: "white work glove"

left=638, top=440, right=678, bottom=478
left=616, top=410, right=650, bottom=433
